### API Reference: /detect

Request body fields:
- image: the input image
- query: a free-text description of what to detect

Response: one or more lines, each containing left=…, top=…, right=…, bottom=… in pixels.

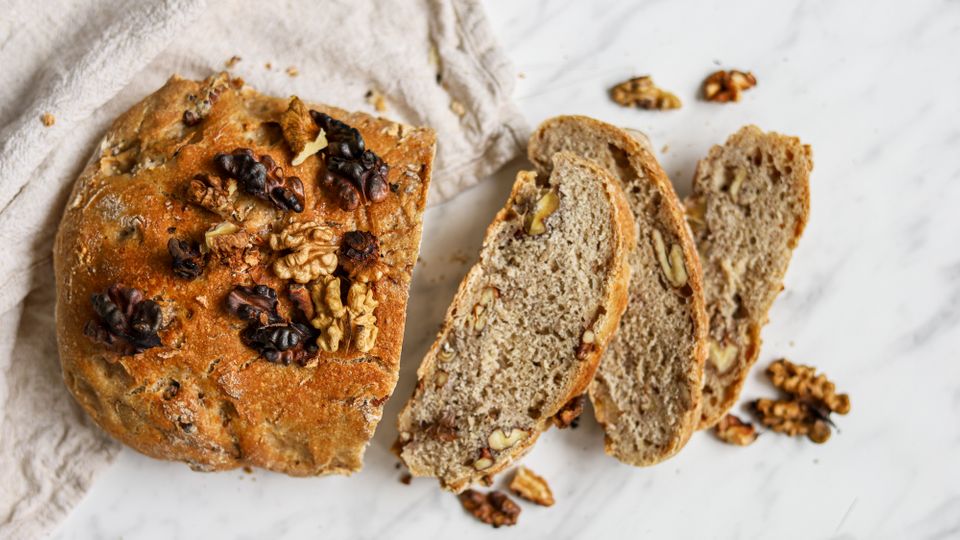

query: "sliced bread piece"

left=528, top=115, right=707, bottom=467
left=686, top=125, right=812, bottom=428
left=396, top=151, right=635, bottom=492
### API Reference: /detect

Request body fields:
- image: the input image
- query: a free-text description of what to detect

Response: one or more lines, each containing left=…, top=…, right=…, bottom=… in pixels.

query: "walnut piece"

left=685, top=196, right=707, bottom=235
left=365, top=89, right=388, bottom=113
left=472, top=447, right=494, bottom=470
left=524, top=189, right=560, bottom=235
left=270, top=221, right=338, bottom=284
left=458, top=490, right=520, bottom=528
left=609, top=76, right=682, bottom=110
left=487, top=428, right=527, bottom=451
left=472, top=286, right=500, bottom=331
left=308, top=277, right=379, bottom=353
left=551, top=395, right=584, bottom=428
left=652, top=229, right=688, bottom=288
left=185, top=173, right=239, bottom=218
left=714, top=413, right=758, bottom=446
left=751, top=358, right=849, bottom=444
left=767, top=359, right=851, bottom=415
left=702, top=70, right=757, bottom=103
left=753, top=398, right=831, bottom=443
left=509, top=466, right=555, bottom=507
left=281, top=97, right=328, bottom=166
left=708, top=339, right=738, bottom=374
left=204, top=222, right=260, bottom=268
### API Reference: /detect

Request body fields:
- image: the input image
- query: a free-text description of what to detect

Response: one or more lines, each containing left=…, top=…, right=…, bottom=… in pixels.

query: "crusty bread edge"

left=397, top=151, right=635, bottom=492
left=695, top=126, right=812, bottom=429
left=528, top=116, right=708, bottom=466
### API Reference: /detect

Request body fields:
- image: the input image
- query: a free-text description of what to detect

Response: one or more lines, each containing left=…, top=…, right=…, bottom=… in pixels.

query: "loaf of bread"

left=395, top=151, right=635, bottom=491
left=54, top=73, right=436, bottom=475
left=528, top=116, right=707, bottom=466
left=686, top=125, right=812, bottom=428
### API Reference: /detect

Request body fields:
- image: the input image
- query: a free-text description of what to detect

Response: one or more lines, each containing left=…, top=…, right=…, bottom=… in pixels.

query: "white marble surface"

left=52, top=0, right=960, bottom=538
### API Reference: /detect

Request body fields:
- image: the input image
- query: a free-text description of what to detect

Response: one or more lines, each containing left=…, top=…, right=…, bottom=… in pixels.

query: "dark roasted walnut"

left=240, top=321, right=318, bottom=365
left=338, top=231, right=380, bottom=278
left=215, top=149, right=305, bottom=212
left=225, top=285, right=282, bottom=326
left=225, top=285, right=319, bottom=366
left=182, top=110, right=201, bottom=126
left=84, top=284, right=162, bottom=354
left=458, top=490, right=521, bottom=528
left=287, top=283, right=315, bottom=320
left=311, top=111, right=390, bottom=210
left=167, top=238, right=204, bottom=279
left=551, top=394, right=584, bottom=429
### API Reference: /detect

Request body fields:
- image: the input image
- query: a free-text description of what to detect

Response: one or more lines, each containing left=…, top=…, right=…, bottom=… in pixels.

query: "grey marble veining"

left=52, top=0, right=960, bottom=538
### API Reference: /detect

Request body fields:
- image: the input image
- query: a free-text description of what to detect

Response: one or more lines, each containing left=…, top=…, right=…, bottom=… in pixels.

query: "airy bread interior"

left=396, top=151, right=633, bottom=491
left=688, top=125, right=812, bottom=428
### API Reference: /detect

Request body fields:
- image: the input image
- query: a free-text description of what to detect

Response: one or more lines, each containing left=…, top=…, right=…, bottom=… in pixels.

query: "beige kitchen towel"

left=0, top=0, right=526, bottom=537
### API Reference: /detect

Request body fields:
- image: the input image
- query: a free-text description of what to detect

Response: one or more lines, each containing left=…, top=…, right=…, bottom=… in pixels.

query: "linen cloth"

left=0, top=0, right=526, bottom=537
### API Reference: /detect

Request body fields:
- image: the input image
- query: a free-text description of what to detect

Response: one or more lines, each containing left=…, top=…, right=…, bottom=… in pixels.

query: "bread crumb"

left=365, top=89, right=388, bottom=113
left=661, top=144, right=669, bottom=154
left=286, top=66, right=299, bottom=77
left=225, top=55, right=242, bottom=68
left=242, top=466, right=253, bottom=474
left=450, top=99, right=466, bottom=117
left=40, top=113, right=55, bottom=127
left=265, top=62, right=272, bottom=70
left=399, top=473, right=412, bottom=485
left=518, top=72, right=526, bottom=79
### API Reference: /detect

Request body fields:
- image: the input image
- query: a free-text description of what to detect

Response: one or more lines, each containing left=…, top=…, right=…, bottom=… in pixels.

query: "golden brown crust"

left=528, top=116, right=707, bottom=467
left=53, top=73, right=436, bottom=475
left=396, top=153, right=634, bottom=492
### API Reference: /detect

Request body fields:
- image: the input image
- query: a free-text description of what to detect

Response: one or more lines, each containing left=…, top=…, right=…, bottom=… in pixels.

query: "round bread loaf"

left=54, top=73, right=436, bottom=475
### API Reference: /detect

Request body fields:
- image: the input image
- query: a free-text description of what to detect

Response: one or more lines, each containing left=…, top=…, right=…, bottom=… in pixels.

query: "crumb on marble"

left=286, top=66, right=299, bottom=77
left=225, top=55, right=242, bottom=68
left=400, top=473, right=412, bottom=485
left=41, top=112, right=55, bottom=127
left=365, top=89, right=388, bottom=113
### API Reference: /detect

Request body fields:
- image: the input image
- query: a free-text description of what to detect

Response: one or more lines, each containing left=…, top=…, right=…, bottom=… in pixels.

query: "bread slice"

left=686, top=125, right=812, bottom=428
left=396, top=151, right=635, bottom=491
left=528, top=116, right=708, bottom=466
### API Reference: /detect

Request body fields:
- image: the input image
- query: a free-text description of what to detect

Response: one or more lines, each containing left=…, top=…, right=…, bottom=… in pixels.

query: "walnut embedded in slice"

left=714, top=413, right=758, bottom=446
left=609, top=75, right=682, bottom=110
left=509, top=466, right=555, bottom=507
left=524, top=189, right=560, bottom=235
left=551, top=395, right=585, bottom=428
left=651, top=229, right=688, bottom=288
left=458, top=490, right=520, bottom=528
left=269, top=221, right=338, bottom=283
left=487, top=428, right=527, bottom=451
left=702, top=70, right=757, bottom=103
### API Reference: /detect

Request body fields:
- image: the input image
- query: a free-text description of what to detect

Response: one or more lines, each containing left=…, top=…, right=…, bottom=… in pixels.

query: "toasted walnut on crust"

left=509, top=466, right=555, bottom=506
left=203, top=222, right=260, bottom=269
left=702, top=70, right=757, bottom=103
left=458, top=490, right=521, bottom=528
left=610, top=75, right=682, bottom=110
left=308, top=277, right=379, bottom=353
left=714, top=414, right=757, bottom=446
left=551, top=395, right=584, bottom=428
left=269, top=221, right=338, bottom=283
left=281, top=97, right=328, bottom=166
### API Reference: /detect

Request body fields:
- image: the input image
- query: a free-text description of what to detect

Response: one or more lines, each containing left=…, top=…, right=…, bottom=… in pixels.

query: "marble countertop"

left=53, top=0, right=960, bottom=538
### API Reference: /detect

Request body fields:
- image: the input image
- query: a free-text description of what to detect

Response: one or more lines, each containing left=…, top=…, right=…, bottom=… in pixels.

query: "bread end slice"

left=396, top=151, right=634, bottom=491
left=689, top=125, right=812, bottom=428
left=529, top=115, right=707, bottom=467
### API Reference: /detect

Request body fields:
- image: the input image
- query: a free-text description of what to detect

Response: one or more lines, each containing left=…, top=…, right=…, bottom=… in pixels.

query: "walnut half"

left=270, top=221, right=338, bottom=284
left=714, top=413, right=757, bottom=446
left=509, top=466, right=555, bottom=507
left=308, top=276, right=379, bottom=353
left=609, top=75, right=682, bottom=110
